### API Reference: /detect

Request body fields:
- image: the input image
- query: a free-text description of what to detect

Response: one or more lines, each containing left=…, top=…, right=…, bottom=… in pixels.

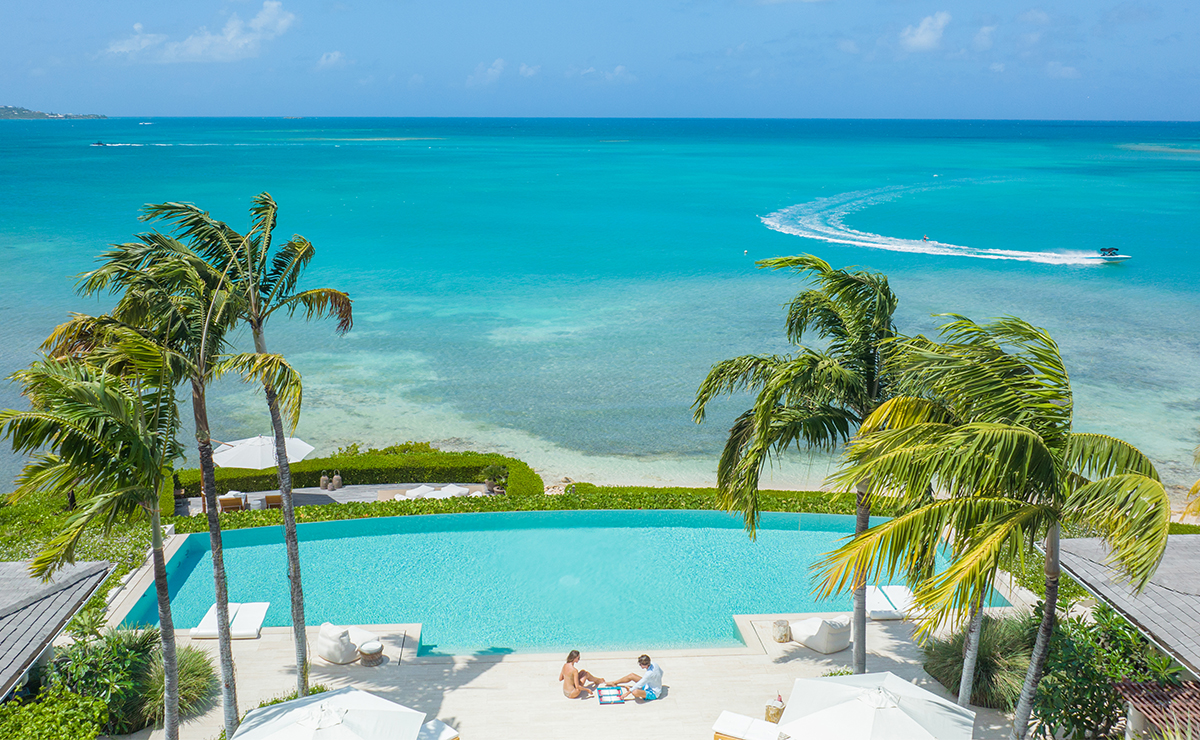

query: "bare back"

left=559, top=662, right=582, bottom=696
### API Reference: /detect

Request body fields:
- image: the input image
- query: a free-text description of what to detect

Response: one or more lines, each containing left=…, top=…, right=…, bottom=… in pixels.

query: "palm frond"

left=270, top=288, right=354, bottom=334
left=213, top=352, right=304, bottom=431
left=1064, top=433, right=1159, bottom=483
left=1066, top=473, right=1171, bottom=590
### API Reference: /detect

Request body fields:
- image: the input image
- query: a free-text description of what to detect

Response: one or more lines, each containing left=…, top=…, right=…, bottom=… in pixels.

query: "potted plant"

left=481, top=465, right=508, bottom=495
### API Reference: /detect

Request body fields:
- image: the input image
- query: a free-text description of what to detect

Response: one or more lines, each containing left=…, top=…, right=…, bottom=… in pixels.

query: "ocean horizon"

left=2, top=118, right=1198, bottom=498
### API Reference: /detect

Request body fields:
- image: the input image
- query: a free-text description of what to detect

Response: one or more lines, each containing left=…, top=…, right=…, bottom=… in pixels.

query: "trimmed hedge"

left=169, top=483, right=856, bottom=533
left=175, top=450, right=544, bottom=498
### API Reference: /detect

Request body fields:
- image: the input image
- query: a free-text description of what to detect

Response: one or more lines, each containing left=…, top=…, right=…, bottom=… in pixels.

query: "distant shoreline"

left=0, top=105, right=105, bottom=120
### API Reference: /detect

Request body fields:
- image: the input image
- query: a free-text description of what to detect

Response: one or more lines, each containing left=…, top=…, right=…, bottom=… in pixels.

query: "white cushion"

left=882, top=585, right=916, bottom=615
left=317, top=623, right=359, bottom=664
left=230, top=602, right=269, bottom=639
left=347, top=626, right=378, bottom=647
left=712, top=710, right=791, bottom=740
left=866, top=586, right=905, bottom=620
left=191, top=602, right=240, bottom=639
left=789, top=616, right=851, bottom=654
left=418, top=718, right=460, bottom=740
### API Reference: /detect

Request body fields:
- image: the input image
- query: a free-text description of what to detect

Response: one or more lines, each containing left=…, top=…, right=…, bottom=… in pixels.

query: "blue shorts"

left=641, top=687, right=658, bottom=701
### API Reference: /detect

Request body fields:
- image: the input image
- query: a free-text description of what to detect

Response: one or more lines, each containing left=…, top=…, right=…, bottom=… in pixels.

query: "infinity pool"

left=123, top=510, right=1002, bottom=654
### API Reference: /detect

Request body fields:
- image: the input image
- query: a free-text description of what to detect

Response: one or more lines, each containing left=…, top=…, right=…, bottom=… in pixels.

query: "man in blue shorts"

left=607, top=654, right=663, bottom=702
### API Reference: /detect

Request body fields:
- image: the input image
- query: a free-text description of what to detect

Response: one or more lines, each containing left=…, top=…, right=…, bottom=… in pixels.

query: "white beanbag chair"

left=789, top=616, right=851, bottom=654
left=317, top=623, right=360, bottom=664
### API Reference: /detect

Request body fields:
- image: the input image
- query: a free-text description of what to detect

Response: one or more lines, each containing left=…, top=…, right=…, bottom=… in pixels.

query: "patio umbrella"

left=231, top=687, right=426, bottom=740
left=439, top=484, right=469, bottom=497
left=213, top=435, right=315, bottom=470
left=776, top=672, right=975, bottom=740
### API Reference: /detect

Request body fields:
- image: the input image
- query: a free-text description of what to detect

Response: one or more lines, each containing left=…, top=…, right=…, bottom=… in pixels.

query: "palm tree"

left=815, top=316, right=1172, bottom=740
left=693, top=254, right=898, bottom=674
left=0, top=341, right=186, bottom=739
left=141, top=194, right=352, bottom=696
left=50, top=236, right=250, bottom=738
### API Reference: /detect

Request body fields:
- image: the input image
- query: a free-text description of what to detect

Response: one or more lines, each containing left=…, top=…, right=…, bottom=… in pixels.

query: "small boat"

left=91, top=141, right=106, bottom=146
left=1098, top=248, right=1131, bottom=262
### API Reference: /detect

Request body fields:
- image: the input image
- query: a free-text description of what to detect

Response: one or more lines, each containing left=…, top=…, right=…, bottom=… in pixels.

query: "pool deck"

left=109, top=610, right=1020, bottom=740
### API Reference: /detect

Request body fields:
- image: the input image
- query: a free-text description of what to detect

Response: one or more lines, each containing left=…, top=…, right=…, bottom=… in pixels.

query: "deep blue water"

left=2, top=119, right=1199, bottom=491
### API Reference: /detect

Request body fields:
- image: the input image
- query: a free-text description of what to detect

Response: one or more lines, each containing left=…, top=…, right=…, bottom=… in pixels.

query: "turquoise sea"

left=1, top=119, right=1199, bottom=495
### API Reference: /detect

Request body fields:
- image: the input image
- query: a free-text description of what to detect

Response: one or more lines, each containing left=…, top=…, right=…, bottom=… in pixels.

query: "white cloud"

left=107, top=2, right=294, bottom=63
left=519, top=63, right=540, bottom=77
left=606, top=65, right=635, bottom=82
left=837, top=39, right=860, bottom=54
left=108, top=23, right=167, bottom=54
left=990, top=62, right=1005, bottom=72
left=467, top=58, right=506, bottom=86
left=1020, top=9, right=1051, bottom=24
left=1046, top=60, right=1080, bottom=78
left=570, top=65, right=636, bottom=83
left=900, top=12, right=951, bottom=52
left=317, top=51, right=346, bottom=69
left=408, top=73, right=424, bottom=87
left=973, top=25, right=996, bottom=50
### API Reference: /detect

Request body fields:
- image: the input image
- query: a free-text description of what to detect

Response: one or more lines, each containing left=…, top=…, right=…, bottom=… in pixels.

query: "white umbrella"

left=777, top=672, right=975, bottom=740
left=231, top=687, right=426, bottom=740
left=439, top=484, right=469, bottom=497
left=213, top=435, right=315, bottom=470
left=407, top=484, right=436, bottom=498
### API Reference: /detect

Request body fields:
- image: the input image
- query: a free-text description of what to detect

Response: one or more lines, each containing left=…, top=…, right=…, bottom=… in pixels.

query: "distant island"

left=1, top=106, right=105, bottom=120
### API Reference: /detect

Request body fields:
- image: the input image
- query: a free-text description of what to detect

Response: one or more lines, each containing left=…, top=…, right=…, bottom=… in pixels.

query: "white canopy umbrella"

left=439, top=484, right=469, bottom=497
left=777, top=672, right=976, bottom=740
left=213, top=435, right=315, bottom=470
left=231, top=687, right=426, bottom=740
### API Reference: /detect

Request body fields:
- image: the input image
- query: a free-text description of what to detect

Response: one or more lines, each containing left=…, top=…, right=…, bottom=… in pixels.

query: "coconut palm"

left=50, top=236, right=253, bottom=738
left=814, top=316, right=1172, bottom=740
left=693, top=254, right=898, bottom=674
left=141, top=193, right=352, bottom=696
left=0, top=341, right=186, bottom=739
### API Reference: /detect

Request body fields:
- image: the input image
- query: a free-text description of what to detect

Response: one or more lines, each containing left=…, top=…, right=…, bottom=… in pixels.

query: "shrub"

left=923, top=614, right=1034, bottom=709
left=175, top=449, right=544, bottom=497
left=140, top=645, right=218, bottom=725
left=46, top=627, right=216, bottom=734
left=0, top=687, right=108, bottom=740
left=1032, top=602, right=1183, bottom=740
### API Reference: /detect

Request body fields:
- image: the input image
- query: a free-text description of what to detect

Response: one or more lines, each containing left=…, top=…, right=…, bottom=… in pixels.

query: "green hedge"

left=169, top=483, right=851, bottom=532
left=175, top=450, right=543, bottom=498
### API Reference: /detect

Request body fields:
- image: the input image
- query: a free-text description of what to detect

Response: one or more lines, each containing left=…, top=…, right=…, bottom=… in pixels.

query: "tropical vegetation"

left=0, top=687, right=108, bottom=740
left=694, top=254, right=900, bottom=673
left=814, top=315, right=1173, bottom=740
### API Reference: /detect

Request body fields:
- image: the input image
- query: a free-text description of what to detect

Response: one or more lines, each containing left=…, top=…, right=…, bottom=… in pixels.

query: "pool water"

left=124, top=510, right=1006, bottom=654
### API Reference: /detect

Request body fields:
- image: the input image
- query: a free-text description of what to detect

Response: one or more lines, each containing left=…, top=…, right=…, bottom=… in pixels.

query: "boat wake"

left=761, top=185, right=1111, bottom=266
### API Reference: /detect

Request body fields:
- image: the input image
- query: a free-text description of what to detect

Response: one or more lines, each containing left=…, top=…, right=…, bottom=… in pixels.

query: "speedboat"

left=1098, top=249, right=1131, bottom=262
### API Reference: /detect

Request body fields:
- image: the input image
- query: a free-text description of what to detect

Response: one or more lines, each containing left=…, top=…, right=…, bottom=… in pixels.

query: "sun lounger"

left=230, top=601, right=270, bottom=639
left=417, top=718, right=461, bottom=740
left=218, top=494, right=246, bottom=512
left=712, top=710, right=791, bottom=740
left=789, top=615, right=851, bottom=654
left=881, top=585, right=916, bottom=616
left=263, top=494, right=283, bottom=510
left=191, top=602, right=241, bottom=639
left=866, top=585, right=907, bottom=620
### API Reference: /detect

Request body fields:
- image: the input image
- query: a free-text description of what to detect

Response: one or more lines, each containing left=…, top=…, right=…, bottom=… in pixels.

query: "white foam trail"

left=762, top=186, right=1110, bottom=266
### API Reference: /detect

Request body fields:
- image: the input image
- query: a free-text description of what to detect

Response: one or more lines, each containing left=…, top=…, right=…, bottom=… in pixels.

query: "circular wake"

left=761, top=186, right=1110, bottom=266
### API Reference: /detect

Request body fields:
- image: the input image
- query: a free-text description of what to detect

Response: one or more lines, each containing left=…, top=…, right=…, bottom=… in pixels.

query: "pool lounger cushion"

left=230, top=602, right=270, bottom=639
left=417, top=718, right=461, bottom=740
left=881, top=585, right=916, bottom=616
left=712, top=710, right=792, bottom=740
left=789, top=615, right=851, bottom=654
left=866, top=585, right=909, bottom=620
left=191, top=603, right=241, bottom=639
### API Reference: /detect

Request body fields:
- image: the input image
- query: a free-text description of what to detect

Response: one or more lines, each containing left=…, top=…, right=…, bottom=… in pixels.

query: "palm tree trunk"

left=1010, top=523, right=1060, bottom=740
left=251, top=325, right=308, bottom=696
left=264, top=381, right=308, bottom=697
left=958, top=599, right=984, bottom=706
left=192, top=379, right=239, bottom=737
left=852, top=484, right=871, bottom=675
left=150, top=503, right=180, bottom=740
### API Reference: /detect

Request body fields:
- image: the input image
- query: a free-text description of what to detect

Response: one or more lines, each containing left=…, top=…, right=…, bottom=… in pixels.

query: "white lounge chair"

left=316, top=622, right=381, bottom=664
left=191, top=602, right=240, bottom=639
left=789, top=616, right=851, bottom=654
left=881, top=585, right=916, bottom=616
left=230, top=601, right=269, bottom=639
left=713, top=710, right=792, bottom=740
left=866, top=585, right=907, bottom=620
left=418, top=718, right=461, bottom=740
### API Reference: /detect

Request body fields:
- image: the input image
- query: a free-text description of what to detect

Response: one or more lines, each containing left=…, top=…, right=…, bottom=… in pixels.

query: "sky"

left=1, top=0, right=1197, bottom=119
